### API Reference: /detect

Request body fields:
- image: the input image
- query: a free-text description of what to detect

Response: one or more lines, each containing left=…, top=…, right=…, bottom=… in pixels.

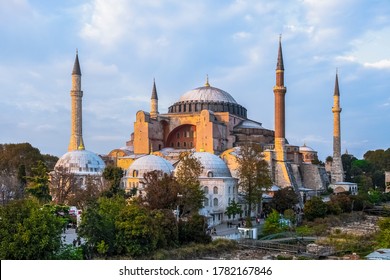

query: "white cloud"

left=363, top=59, right=390, bottom=69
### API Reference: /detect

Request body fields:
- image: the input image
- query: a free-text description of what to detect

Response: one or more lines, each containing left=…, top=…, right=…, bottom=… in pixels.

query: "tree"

left=0, top=198, right=64, bottom=259
left=49, top=166, right=78, bottom=205
left=142, top=171, right=181, bottom=210
left=262, top=209, right=288, bottom=236
left=78, top=195, right=127, bottom=256
left=328, top=193, right=352, bottom=213
left=101, top=166, right=125, bottom=197
left=225, top=199, right=243, bottom=220
left=115, top=202, right=159, bottom=257
left=303, top=196, right=327, bottom=221
left=178, top=213, right=211, bottom=245
left=376, top=218, right=390, bottom=248
left=270, top=187, right=299, bottom=213
left=236, top=143, right=272, bottom=219
left=175, top=152, right=205, bottom=215
left=26, top=160, right=51, bottom=204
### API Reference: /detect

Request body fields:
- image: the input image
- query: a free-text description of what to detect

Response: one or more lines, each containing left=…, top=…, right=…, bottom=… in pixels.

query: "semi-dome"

left=176, top=152, right=231, bottom=178
left=168, top=80, right=247, bottom=118
left=127, top=154, right=174, bottom=178
left=55, top=150, right=106, bottom=175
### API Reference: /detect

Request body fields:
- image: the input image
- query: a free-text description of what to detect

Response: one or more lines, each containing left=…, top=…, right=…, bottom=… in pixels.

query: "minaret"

left=273, top=36, right=287, bottom=161
left=150, top=79, right=159, bottom=119
left=331, top=71, right=344, bottom=183
left=68, top=50, right=85, bottom=151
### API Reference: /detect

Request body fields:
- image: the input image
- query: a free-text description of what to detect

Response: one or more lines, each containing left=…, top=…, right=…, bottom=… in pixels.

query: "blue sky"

left=1, top=0, right=389, bottom=161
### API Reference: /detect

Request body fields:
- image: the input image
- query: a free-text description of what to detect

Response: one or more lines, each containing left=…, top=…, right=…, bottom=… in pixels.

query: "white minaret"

left=68, top=50, right=85, bottom=151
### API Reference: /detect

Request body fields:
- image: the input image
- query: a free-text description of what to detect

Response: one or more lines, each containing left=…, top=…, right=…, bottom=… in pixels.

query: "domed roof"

left=299, top=144, right=316, bottom=153
left=179, top=85, right=237, bottom=104
left=55, top=150, right=106, bottom=175
left=183, top=152, right=232, bottom=178
left=127, top=154, right=174, bottom=178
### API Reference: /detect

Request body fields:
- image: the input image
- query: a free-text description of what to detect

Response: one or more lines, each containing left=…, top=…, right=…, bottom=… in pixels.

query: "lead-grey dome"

left=175, top=152, right=231, bottom=178
left=127, top=154, right=174, bottom=178
left=179, top=86, right=237, bottom=104
left=55, top=150, right=106, bottom=175
left=168, top=82, right=247, bottom=118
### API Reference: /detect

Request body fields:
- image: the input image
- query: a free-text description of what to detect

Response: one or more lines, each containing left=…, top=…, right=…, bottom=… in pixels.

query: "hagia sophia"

left=54, top=39, right=356, bottom=225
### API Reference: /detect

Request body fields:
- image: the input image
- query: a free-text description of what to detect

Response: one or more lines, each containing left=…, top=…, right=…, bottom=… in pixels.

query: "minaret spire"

left=273, top=36, right=287, bottom=154
left=331, top=71, right=344, bottom=183
left=150, top=78, right=159, bottom=118
left=68, top=50, right=85, bottom=151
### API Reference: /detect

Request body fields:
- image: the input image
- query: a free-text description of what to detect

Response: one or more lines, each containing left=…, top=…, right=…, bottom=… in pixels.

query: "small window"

left=204, top=186, right=209, bottom=194
left=183, top=142, right=187, bottom=147
left=204, top=198, right=209, bottom=207
left=207, top=171, right=213, bottom=177
left=177, top=133, right=180, bottom=139
left=133, top=170, right=138, bottom=177
left=213, top=198, right=218, bottom=207
left=177, top=142, right=180, bottom=148
left=213, top=186, right=218, bottom=194
left=190, top=142, right=193, bottom=148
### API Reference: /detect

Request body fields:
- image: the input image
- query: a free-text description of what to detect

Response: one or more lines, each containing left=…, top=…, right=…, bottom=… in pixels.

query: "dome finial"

left=205, top=74, right=210, bottom=87
left=77, top=138, right=85, bottom=151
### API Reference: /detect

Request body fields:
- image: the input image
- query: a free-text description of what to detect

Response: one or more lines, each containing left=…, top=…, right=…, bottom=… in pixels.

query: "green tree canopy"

left=270, top=187, right=299, bottom=213
left=26, top=160, right=52, bottom=204
left=303, top=196, right=327, bottom=221
left=175, top=152, right=205, bottom=215
left=0, top=198, right=64, bottom=259
left=236, top=143, right=272, bottom=218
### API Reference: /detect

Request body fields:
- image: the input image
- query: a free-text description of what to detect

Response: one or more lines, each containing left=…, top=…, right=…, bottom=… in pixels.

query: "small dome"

left=177, top=152, right=231, bottom=178
left=235, top=119, right=264, bottom=129
left=179, top=86, right=237, bottom=104
left=299, top=144, right=316, bottom=153
left=55, top=150, right=106, bottom=175
left=127, top=154, right=174, bottom=178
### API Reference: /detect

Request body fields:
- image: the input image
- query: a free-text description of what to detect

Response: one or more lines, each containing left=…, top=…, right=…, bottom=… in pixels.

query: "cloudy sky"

left=1, top=0, right=389, bottom=160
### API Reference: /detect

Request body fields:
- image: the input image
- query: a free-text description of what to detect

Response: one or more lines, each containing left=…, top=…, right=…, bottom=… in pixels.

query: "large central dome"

left=179, top=86, right=237, bottom=104
left=168, top=80, right=247, bottom=118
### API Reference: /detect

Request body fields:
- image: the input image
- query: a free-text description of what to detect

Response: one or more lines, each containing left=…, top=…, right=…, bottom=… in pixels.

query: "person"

left=212, top=227, right=217, bottom=235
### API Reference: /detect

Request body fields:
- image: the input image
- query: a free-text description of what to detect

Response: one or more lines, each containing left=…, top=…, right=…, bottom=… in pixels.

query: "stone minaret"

left=150, top=79, right=159, bottom=119
left=273, top=36, right=287, bottom=161
left=331, top=72, right=344, bottom=183
left=68, top=51, right=85, bottom=151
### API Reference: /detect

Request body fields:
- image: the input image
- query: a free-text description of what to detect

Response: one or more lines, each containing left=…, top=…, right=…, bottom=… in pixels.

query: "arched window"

left=177, top=142, right=180, bottom=148
left=213, top=186, right=218, bottom=194
left=183, top=142, right=187, bottom=147
left=228, top=186, right=231, bottom=194
left=228, top=197, right=231, bottom=204
left=204, top=186, right=209, bottom=194
left=133, top=170, right=138, bottom=177
left=207, top=171, right=213, bottom=177
left=213, top=198, right=218, bottom=207
left=204, top=198, right=209, bottom=207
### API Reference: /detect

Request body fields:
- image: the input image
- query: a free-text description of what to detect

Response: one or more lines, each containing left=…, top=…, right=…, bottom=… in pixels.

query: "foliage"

left=78, top=195, right=126, bottom=256
left=236, top=143, right=272, bottom=217
left=102, top=166, right=125, bottom=197
left=0, top=198, right=65, bottom=259
left=151, top=209, right=178, bottom=248
left=376, top=218, right=390, bottom=248
left=26, top=160, right=52, bottom=204
left=178, top=214, right=211, bottom=245
left=225, top=199, right=243, bottom=220
left=262, top=209, right=288, bottom=236
left=49, top=166, right=78, bottom=205
left=142, top=171, right=181, bottom=210
left=115, top=202, right=159, bottom=257
left=175, top=152, right=205, bottom=215
left=328, top=194, right=352, bottom=213
left=303, top=196, right=327, bottom=221
left=283, top=209, right=296, bottom=226
left=52, top=244, right=83, bottom=260
left=270, top=187, right=299, bottom=213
